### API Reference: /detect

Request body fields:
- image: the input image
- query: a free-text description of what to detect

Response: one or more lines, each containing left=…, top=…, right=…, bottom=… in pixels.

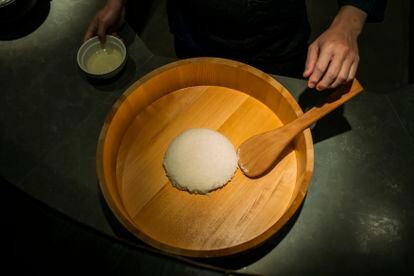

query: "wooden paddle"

left=237, top=79, right=364, bottom=178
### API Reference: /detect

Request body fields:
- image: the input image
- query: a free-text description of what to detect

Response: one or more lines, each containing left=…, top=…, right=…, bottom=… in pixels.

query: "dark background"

left=2, top=0, right=413, bottom=275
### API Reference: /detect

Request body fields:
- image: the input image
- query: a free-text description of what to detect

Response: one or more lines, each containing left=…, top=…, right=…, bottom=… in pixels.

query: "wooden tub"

left=97, top=58, right=314, bottom=257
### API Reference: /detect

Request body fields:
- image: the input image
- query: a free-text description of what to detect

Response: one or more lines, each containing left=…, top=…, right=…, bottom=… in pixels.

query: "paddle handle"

left=237, top=79, right=364, bottom=178
left=287, top=79, right=364, bottom=136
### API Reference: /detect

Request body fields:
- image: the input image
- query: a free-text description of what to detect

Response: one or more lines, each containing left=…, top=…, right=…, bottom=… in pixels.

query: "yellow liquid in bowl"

left=86, top=48, right=123, bottom=74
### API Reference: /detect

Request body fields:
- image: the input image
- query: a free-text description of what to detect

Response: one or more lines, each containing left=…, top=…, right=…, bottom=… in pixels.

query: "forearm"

left=106, top=0, right=125, bottom=8
left=330, top=5, right=367, bottom=38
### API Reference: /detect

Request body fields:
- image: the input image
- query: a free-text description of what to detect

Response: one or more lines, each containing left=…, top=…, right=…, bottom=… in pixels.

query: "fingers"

left=306, top=41, right=359, bottom=90
left=316, top=53, right=346, bottom=90
left=303, top=43, right=319, bottom=78
left=83, top=15, right=108, bottom=43
left=83, top=18, right=98, bottom=42
left=308, top=48, right=332, bottom=89
left=348, top=57, right=359, bottom=81
left=304, top=19, right=362, bottom=91
left=329, top=57, right=353, bottom=88
left=329, top=54, right=359, bottom=88
left=97, top=19, right=108, bottom=43
left=83, top=10, right=111, bottom=43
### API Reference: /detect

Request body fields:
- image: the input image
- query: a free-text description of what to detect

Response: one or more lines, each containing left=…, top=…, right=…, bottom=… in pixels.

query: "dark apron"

left=167, top=0, right=310, bottom=77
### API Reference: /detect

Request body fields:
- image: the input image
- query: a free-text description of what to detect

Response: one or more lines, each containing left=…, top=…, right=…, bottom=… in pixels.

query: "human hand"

left=303, top=6, right=367, bottom=91
left=83, top=0, right=125, bottom=43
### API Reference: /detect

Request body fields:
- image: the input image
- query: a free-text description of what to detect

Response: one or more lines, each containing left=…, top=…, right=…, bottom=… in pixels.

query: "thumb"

left=303, top=43, right=319, bottom=78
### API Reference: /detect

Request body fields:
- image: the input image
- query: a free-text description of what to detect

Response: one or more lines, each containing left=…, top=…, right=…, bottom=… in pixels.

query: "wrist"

left=107, top=0, right=125, bottom=9
left=331, top=5, right=367, bottom=37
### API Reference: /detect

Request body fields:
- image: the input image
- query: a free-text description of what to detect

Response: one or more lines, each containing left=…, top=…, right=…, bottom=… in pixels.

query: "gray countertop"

left=1, top=0, right=414, bottom=274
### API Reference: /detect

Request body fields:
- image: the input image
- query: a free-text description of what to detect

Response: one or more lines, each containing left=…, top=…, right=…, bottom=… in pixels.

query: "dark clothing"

left=166, top=0, right=387, bottom=77
left=173, top=34, right=308, bottom=78
left=167, top=0, right=310, bottom=77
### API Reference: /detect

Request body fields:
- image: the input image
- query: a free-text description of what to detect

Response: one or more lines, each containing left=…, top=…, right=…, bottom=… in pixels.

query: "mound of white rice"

left=163, top=128, right=238, bottom=194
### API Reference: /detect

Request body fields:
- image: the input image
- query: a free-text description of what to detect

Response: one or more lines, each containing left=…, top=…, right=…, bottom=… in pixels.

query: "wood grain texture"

left=238, top=79, right=363, bottom=177
left=96, top=58, right=314, bottom=257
